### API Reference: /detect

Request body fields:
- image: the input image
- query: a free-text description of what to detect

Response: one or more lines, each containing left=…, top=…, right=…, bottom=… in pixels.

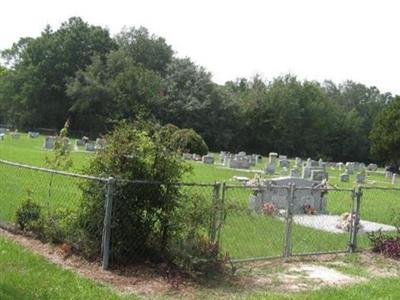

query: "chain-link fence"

left=1, top=159, right=400, bottom=268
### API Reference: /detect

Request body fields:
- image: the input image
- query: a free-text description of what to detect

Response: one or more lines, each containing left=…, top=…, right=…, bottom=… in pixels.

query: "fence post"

left=216, top=182, right=226, bottom=243
left=283, top=183, right=295, bottom=258
left=210, top=182, right=222, bottom=243
left=349, top=186, right=362, bottom=253
left=102, top=177, right=115, bottom=270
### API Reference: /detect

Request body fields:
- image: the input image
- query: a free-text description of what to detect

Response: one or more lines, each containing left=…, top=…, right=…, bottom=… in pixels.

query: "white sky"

left=1, top=0, right=399, bottom=94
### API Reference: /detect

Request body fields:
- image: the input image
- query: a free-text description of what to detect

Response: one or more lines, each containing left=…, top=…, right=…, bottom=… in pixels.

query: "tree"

left=171, top=128, right=209, bottom=155
left=370, top=96, right=400, bottom=168
left=0, top=17, right=115, bottom=129
left=67, top=48, right=164, bottom=133
left=115, top=27, right=173, bottom=75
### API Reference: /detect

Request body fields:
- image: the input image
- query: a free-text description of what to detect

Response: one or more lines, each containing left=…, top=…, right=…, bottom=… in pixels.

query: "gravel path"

left=292, top=214, right=396, bottom=233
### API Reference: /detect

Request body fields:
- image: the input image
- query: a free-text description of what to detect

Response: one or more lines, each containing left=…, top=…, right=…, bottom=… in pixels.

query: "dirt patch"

left=287, top=264, right=363, bottom=285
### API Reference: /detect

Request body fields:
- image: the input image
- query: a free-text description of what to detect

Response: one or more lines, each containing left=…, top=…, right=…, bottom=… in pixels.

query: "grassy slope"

left=2, top=234, right=400, bottom=300
left=0, top=236, right=135, bottom=300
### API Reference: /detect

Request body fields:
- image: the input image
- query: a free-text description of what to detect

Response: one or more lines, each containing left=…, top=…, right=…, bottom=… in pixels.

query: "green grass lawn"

left=2, top=134, right=400, bottom=299
left=3, top=234, right=400, bottom=300
left=0, top=236, right=134, bottom=300
left=0, top=133, right=399, bottom=261
left=244, top=277, right=400, bottom=300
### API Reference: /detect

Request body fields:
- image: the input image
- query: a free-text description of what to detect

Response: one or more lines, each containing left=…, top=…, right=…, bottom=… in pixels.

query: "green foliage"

left=0, top=17, right=115, bottom=129
left=45, top=119, right=73, bottom=171
left=75, top=122, right=192, bottom=262
left=0, top=16, right=394, bottom=162
left=370, top=96, right=400, bottom=165
left=168, top=191, right=223, bottom=274
left=15, top=191, right=76, bottom=244
left=171, top=128, right=209, bottom=156
left=16, top=194, right=42, bottom=231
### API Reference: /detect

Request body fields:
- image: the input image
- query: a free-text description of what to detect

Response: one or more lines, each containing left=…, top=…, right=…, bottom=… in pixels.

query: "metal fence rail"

left=0, top=159, right=400, bottom=268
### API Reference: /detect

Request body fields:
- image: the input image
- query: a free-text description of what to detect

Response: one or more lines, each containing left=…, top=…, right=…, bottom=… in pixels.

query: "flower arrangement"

left=261, top=202, right=276, bottom=216
left=303, top=204, right=316, bottom=215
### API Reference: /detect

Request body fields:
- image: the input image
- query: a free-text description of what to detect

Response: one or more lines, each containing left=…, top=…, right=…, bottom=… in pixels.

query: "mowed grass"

left=3, top=133, right=400, bottom=299
left=0, top=236, right=135, bottom=300
left=0, top=133, right=399, bottom=260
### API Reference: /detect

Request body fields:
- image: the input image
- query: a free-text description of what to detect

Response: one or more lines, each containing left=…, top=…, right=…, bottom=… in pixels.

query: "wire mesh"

left=220, top=185, right=288, bottom=261
left=3, top=158, right=400, bottom=265
left=290, top=188, right=354, bottom=255
left=357, top=187, right=400, bottom=250
left=108, top=180, right=219, bottom=266
left=0, top=161, right=107, bottom=260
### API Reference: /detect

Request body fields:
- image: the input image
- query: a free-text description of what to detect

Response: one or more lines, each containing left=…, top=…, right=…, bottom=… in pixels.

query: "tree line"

left=0, top=17, right=395, bottom=163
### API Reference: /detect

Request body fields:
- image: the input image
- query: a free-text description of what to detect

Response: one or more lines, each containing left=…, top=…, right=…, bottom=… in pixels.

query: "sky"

left=1, top=0, right=399, bottom=94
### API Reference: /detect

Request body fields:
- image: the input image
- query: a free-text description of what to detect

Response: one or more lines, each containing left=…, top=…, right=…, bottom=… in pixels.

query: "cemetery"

left=1, top=129, right=400, bottom=298
left=2, top=8, right=400, bottom=299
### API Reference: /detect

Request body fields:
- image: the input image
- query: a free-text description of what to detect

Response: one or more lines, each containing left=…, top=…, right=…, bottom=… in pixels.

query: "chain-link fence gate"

left=1, top=159, right=400, bottom=268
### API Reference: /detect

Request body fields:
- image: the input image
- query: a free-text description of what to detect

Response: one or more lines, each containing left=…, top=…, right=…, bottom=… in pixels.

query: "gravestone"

left=290, top=168, right=300, bottom=177
left=302, top=166, right=312, bottom=179
left=279, top=159, right=290, bottom=168
left=279, top=155, right=287, bottom=159
left=95, top=138, right=107, bottom=150
left=356, top=171, right=366, bottom=184
left=0, top=128, right=6, bottom=134
left=11, top=131, right=20, bottom=139
left=346, top=162, right=354, bottom=175
left=336, top=162, right=344, bottom=170
left=192, top=154, right=202, bottom=161
left=311, top=169, right=328, bottom=181
left=228, top=157, right=251, bottom=169
left=340, top=173, right=349, bottom=182
left=0, top=133, right=4, bottom=140
left=43, top=136, right=56, bottom=149
left=392, top=173, right=397, bottom=185
left=28, top=131, right=40, bottom=138
left=220, top=151, right=227, bottom=163
left=85, top=143, right=96, bottom=152
left=269, top=152, right=278, bottom=164
left=385, top=171, right=393, bottom=178
left=248, top=177, right=327, bottom=214
left=182, top=153, right=193, bottom=160
left=75, top=139, right=85, bottom=147
left=318, top=158, right=323, bottom=167
left=265, top=163, right=275, bottom=174
left=202, top=154, right=214, bottom=164
left=82, top=136, right=90, bottom=144
left=295, top=157, right=302, bottom=168
left=367, top=163, right=378, bottom=171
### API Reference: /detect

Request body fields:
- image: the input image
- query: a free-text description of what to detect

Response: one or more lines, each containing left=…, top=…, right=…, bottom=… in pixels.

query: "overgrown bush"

left=168, top=191, right=224, bottom=275
left=16, top=196, right=76, bottom=244
left=16, top=197, right=42, bottom=231
left=170, top=128, right=208, bottom=156
left=368, top=230, right=400, bottom=259
left=75, top=121, right=222, bottom=272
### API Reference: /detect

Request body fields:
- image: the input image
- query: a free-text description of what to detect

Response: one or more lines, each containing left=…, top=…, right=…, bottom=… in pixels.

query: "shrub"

left=167, top=191, right=224, bottom=275
left=368, top=230, right=400, bottom=260
left=73, top=121, right=225, bottom=274
left=75, top=121, right=192, bottom=262
left=16, top=197, right=42, bottom=231
left=16, top=196, right=76, bottom=245
left=171, top=128, right=208, bottom=156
